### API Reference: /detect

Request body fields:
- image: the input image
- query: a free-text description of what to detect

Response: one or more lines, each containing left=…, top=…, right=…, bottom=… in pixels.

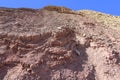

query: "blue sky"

left=0, top=0, right=120, bottom=16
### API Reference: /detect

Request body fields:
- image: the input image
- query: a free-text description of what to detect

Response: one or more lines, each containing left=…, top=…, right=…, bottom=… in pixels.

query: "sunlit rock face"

left=0, top=6, right=120, bottom=80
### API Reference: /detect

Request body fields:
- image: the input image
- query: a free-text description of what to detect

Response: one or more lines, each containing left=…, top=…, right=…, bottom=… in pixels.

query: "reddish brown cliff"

left=0, top=6, right=120, bottom=80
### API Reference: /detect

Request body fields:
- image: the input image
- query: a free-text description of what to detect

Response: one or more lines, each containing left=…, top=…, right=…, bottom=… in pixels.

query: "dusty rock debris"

left=0, top=6, right=120, bottom=80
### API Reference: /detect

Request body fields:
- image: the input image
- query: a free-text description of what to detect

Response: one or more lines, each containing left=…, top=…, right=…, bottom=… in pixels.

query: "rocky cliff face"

left=0, top=6, right=120, bottom=80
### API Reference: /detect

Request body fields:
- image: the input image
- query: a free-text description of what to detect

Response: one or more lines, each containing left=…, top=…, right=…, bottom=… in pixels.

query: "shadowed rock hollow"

left=0, top=6, right=120, bottom=80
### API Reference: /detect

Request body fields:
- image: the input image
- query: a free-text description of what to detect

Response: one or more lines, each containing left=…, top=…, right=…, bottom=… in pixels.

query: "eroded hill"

left=0, top=6, right=120, bottom=80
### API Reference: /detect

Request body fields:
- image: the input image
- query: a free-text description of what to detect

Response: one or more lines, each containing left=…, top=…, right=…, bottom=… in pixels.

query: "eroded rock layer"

left=0, top=6, right=120, bottom=80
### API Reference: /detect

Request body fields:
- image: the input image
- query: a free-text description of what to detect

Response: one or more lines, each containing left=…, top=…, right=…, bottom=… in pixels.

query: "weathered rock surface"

left=0, top=6, right=120, bottom=80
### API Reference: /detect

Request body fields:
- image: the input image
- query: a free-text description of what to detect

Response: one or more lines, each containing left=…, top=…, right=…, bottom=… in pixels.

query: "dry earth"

left=0, top=6, right=120, bottom=80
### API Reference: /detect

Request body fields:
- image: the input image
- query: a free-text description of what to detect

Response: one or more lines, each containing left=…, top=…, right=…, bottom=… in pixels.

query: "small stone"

left=83, top=33, right=86, bottom=37
left=74, top=49, right=81, bottom=56
left=30, top=64, right=34, bottom=68
left=58, top=56, right=64, bottom=60
left=27, top=68, right=32, bottom=73
left=90, top=42, right=97, bottom=47
left=57, top=27, right=62, bottom=30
